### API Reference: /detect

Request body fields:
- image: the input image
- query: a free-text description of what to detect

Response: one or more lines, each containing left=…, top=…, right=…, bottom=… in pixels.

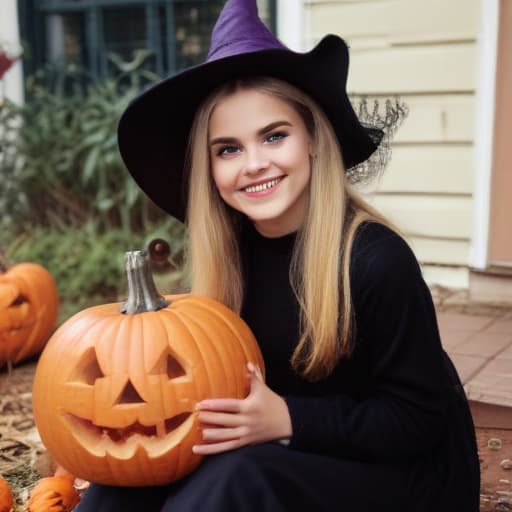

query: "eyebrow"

left=209, top=120, right=292, bottom=146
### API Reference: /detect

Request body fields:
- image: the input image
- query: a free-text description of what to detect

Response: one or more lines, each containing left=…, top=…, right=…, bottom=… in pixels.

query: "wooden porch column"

left=488, top=0, right=512, bottom=266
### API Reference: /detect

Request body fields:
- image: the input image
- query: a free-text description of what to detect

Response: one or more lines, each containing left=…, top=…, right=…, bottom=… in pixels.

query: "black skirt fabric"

left=74, top=442, right=432, bottom=512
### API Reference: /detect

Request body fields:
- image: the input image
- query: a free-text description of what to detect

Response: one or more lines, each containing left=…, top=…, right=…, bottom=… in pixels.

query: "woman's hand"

left=192, top=362, right=292, bottom=455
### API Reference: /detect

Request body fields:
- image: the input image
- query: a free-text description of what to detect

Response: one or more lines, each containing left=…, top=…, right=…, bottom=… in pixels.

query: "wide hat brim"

left=118, top=35, right=382, bottom=222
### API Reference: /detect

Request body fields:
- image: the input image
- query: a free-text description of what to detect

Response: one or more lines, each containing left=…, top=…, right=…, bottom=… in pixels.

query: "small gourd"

left=0, top=476, right=13, bottom=512
left=28, top=469, right=80, bottom=512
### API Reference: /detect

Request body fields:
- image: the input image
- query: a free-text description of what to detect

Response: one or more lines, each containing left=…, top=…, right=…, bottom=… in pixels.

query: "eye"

left=265, top=132, right=287, bottom=144
left=217, top=145, right=240, bottom=156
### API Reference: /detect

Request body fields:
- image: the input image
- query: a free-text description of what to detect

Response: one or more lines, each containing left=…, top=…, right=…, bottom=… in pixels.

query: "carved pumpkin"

left=33, top=251, right=263, bottom=487
left=0, top=262, right=58, bottom=367
left=0, top=476, right=13, bottom=512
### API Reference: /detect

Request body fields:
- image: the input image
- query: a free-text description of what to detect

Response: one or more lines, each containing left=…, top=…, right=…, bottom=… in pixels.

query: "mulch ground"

left=478, top=427, right=512, bottom=511
left=1, top=360, right=511, bottom=511
left=0, top=362, right=44, bottom=510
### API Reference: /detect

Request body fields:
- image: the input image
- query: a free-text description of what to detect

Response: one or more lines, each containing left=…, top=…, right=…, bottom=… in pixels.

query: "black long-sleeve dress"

left=74, top=221, right=480, bottom=512
left=238, top=220, right=480, bottom=511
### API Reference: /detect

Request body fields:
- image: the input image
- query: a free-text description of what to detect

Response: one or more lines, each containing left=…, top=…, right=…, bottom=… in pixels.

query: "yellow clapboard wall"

left=305, top=0, right=480, bottom=287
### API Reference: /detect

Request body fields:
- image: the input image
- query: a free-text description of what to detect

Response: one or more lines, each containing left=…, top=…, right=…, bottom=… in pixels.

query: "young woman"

left=74, top=0, right=480, bottom=510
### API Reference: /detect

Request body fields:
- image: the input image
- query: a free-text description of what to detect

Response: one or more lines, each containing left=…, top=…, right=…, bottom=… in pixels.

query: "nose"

left=243, top=145, right=270, bottom=175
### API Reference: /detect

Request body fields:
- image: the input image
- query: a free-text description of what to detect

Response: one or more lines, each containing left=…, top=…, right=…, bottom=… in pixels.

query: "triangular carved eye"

left=116, top=380, right=145, bottom=405
left=70, top=348, right=104, bottom=385
left=166, top=354, right=185, bottom=379
left=150, top=352, right=186, bottom=379
left=11, top=294, right=29, bottom=307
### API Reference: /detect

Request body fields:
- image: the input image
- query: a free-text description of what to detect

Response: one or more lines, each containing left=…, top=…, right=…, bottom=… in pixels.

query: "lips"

left=242, top=176, right=284, bottom=193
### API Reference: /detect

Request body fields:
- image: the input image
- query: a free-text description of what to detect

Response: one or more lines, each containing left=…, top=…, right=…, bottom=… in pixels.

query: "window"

left=19, top=0, right=277, bottom=79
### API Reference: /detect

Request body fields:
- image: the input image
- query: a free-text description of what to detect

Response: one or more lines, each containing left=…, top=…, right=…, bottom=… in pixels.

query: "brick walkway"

left=437, top=308, right=512, bottom=410
left=434, top=294, right=512, bottom=511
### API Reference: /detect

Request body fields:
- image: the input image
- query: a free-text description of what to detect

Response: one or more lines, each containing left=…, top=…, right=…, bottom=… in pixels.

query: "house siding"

left=304, top=0, right=480, bottom=288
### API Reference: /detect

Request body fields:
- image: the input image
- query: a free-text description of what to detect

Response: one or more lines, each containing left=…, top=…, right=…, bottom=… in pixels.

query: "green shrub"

left=0, top=57, right=165, bottom=237
left=5, top=224, right=187, bottom=324
left=0, top=56, right=189, bottom=316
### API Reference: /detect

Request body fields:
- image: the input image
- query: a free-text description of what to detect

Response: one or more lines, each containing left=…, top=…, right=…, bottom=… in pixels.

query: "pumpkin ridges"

left=174, top=307, right=247, bottom=397
left=182, top=295, right=265, bottom=373
left=156, top=310, right=208, bottom=406
left=170, top=294, right=264, bottom=379
left=165, top=307, right=230, bottom=398
left=139, top=311, right=178, bottom=374
left=93, top=314, right=128, bottom=378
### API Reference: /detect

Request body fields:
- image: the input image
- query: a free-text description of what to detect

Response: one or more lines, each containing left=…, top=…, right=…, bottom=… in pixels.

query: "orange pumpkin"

left=0, top=262, right=58, bottom=367
left=33, top=250, right=263, bottom=487
left=28, top=472, right=80, bottom=512
left=0, top=476, right=13, bottom=512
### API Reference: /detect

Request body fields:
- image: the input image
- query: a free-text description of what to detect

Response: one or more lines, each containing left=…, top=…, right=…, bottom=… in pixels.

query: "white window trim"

left=0, top=0, right=24, bottom=104
left=470, top=0, right=500, bottom=270
left=276, top=0, right=305, bottom=52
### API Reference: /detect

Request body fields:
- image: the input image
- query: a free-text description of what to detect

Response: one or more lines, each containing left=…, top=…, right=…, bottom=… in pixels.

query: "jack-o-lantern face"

left=0, top=263, right=58, bottom=366
left=63, top=345, right=194, bottom=459
left=33, top=282, right=264, bottom=487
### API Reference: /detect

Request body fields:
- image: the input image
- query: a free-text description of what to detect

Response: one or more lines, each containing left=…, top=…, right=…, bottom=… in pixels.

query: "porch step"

left=469, top=400, right=512, bottom=430
left=469, top=268, right=512, bottom=303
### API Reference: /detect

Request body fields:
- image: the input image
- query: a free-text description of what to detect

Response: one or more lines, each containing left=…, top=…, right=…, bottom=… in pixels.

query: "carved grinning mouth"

left=64, top=411, right=194, bottom=457
left=68, top=412, right=191, bottom=441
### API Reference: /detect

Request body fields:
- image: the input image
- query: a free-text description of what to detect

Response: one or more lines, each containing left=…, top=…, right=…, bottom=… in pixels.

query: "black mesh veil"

left=346, top=97, right=409, bottom=184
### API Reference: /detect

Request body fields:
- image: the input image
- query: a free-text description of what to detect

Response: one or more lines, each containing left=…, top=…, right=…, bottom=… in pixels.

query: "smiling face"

left=209, top=88, right=313, bottom=237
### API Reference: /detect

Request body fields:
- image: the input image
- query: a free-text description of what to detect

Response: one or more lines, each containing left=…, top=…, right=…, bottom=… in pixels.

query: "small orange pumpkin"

left=28, top=470, right=81, bottom=512
left=0, top=262, right=58, bottom=367
left=0, top=476, right=14, bottom=512
left=33, top=250, right=263, bottom=487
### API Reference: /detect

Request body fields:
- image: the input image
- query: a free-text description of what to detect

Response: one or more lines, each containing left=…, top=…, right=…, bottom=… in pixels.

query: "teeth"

left=244, top=178, right=281, bottom=193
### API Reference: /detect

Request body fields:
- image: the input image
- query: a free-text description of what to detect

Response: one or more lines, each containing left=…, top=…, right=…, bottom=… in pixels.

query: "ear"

left=308, top=133, right=318, bottom=158
left=307, top=139, right=315, bottom=158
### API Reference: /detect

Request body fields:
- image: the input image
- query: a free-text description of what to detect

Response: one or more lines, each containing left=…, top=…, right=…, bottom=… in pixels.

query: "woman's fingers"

left=197, top=410, right=246, bottom=427
left=201, top=425, right=248, bottom=442
left=192, top=439, right=242, bottom=455
left=190, top=363, right=290, bottom=456
left=196, top=398, right=242, bottom=412
left=247, top=361, right=263, bottom=380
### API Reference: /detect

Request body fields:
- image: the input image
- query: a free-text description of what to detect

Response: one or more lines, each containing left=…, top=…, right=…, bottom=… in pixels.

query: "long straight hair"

left=186, top=77, right=392, bottom=381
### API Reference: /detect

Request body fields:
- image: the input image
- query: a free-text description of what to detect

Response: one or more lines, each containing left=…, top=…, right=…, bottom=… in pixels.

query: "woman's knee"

left=160, top=444, right=286, bottom=511
left=196, top=445, right=267, bottom=485
left=73, top=483, right=166, bottom=512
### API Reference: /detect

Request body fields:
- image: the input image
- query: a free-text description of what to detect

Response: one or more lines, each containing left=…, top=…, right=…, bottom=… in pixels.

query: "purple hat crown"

left=208, top=0, right=286, bottom=61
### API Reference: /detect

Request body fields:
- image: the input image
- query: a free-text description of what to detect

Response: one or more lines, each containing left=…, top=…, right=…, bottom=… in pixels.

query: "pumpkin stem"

left=120, top=251, right=170, bottom=314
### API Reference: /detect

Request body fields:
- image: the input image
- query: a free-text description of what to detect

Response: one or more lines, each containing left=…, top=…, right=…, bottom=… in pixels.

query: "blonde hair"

left=186, top=77, right=392, bottom=381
